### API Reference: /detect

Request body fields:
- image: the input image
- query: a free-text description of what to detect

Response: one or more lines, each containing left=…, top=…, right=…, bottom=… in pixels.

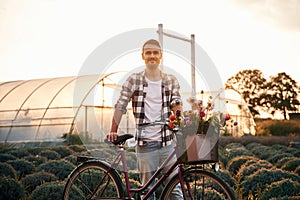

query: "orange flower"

left=168, top=121, right=175, bottom=128
left=169, top=114, right=176, bottom=121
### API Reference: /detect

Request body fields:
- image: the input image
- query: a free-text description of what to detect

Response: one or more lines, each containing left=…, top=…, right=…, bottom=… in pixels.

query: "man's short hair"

left=142, top=39, right=161, bottom=51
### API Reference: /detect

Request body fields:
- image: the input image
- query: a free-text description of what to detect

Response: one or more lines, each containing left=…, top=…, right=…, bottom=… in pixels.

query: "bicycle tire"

left=161, top=168, right=236, bottom=200
left=62, top=160, right=124, bottom=200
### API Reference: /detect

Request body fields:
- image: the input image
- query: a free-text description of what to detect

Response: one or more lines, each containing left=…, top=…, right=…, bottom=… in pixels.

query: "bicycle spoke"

left=63, top=161, right=124, bottom=200
left=162, top=168, right=236, bottom=200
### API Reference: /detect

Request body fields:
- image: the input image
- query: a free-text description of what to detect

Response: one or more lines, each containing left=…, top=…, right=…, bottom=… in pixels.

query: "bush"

left=216, top=169, right=236, bottom=189
left=256, top=148, right=277, bottom=160
left=128, top=171, right=140, bottom=182
left=87, top=146, right=119, bottom=164
left=245, top=142, right=262, bottom=150
left=0, top=153, right=17, bottom=162
left=294, top=165, right=300, bottom=176
left=27, top=147, right=45, bottom=155
left=269, top=120, right=300, bottom=136
left=236, top=160, right=273, bottom=183
left=260, top=179, right=300, bottom=200
left=23, top=155, right=47, bottom=167
left=126, top=152, right=137, bottom=171
left=89, top=148, right=113, bottom=160
left=0, top=143, right=15, bottom=154
left=250, top=145, right=272, bottom=158
left=224, top=143, right=253, bottom=160
left=68, top=144, right=86, bottom=153
left=21, top=171, right=58, bottom=193
left=251, top=145, right=277, bottom=160
left=0, top=177, right=25, bottom=200
left=281, top=157, right=300, bottom=172
left=64, top=155, right=77, bottom=165
left=270, top=197, right=300, bottom=200
left=271, top=144, right=299, bottom=155
left=240, top=168, right=300, bottom=199
left=292, top=149, right=300, bottom=157
left=62, top=133, right=83, bottom=145
left=29, top=181, right=65, bottom=200
left=224, top=143, right=244, bottom=149
left=271, top=144, right=288, bottom=151
left=39, top=150, right=61, bottom=160
left=37, top=160, right=75, bottom=180
left=0, top=162, right=17, bottom=179
left=279, top=146, right=299, bottom=155
left=7, top=159, right=36, bottom=180
left=227, top=155, right=258, bottom=175
left=267, top=152, right=294, bottom=164
left=7, top=148, right=30, bottom=158
left=218, top=146, right=229, bottom=167
left=276, top=157, right=296, bottom=168
left=50, top=146, right=73, bottom=158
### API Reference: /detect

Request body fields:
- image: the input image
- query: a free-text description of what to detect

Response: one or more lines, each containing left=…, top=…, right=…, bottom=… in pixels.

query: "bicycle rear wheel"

left=161, top=168, right=236, bottom=200
left=63, top=160, right=124, bottom=200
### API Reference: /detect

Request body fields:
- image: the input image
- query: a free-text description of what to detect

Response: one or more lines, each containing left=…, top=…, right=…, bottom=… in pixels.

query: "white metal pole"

left=85, top=106, right=88, bottom=139
left=158, top=24, right=164, bottom=71
left=191, top=34, right=196, bottom=97
left=157, top=24, right=196, bottom=95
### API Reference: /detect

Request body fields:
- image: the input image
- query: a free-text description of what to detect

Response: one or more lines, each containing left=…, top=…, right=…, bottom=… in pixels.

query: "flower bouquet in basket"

left=169, top=96, right=238, bottom=164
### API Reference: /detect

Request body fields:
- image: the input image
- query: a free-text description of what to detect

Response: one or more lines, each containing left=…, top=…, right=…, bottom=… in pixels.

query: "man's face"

left=142, top=43, right=162, bottom=69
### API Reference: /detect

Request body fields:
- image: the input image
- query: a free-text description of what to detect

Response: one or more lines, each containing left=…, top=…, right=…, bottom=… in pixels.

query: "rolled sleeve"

left=171, top=75, right=181, bottom=103
left=114, top=76, right=134, bottom=114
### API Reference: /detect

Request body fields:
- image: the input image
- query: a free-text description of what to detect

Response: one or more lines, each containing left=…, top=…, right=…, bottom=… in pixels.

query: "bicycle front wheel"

left=63, top=160, right=124, bottom=200
left=161, top=168, right=236, bottom=200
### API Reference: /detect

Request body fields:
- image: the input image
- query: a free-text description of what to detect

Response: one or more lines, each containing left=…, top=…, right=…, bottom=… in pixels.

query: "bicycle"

left=63, top=121, right=236, bottom=199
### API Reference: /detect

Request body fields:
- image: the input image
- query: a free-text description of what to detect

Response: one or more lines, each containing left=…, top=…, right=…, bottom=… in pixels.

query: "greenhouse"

left=0, top=72, right=136, bottom=144
left=0, top=73, right=255, bottom=144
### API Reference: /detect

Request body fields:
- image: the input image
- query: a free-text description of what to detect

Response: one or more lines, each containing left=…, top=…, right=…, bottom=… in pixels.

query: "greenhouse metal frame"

left=0, top=72, right=132, bottom=143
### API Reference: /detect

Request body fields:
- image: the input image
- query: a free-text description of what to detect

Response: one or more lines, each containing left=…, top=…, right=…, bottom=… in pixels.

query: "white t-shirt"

left=143, top=77, right=162, bottom=141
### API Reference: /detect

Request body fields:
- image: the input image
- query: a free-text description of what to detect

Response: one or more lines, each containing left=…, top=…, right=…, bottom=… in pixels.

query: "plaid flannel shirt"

left=114, top=70, right=181, bottom=146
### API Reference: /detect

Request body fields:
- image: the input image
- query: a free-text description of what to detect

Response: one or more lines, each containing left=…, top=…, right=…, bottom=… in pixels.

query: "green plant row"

left=0, top=140, right=299, bottom=199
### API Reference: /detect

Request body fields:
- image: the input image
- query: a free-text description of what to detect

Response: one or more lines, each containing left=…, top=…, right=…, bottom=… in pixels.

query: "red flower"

left=222, top=113, right=231, bottom=121
left=175, top=110, right=181, bottom=118
left=199, top=111, right=206, bottom=118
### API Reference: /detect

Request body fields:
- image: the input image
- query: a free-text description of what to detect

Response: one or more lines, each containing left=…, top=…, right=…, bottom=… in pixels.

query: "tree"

left=260, top=72, right=300, bottom=119
left=225, top=69, right=267, bottom=116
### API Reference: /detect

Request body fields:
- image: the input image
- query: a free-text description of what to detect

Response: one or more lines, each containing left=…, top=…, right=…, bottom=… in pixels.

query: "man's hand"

left=106, top=132, right=118, bottom=142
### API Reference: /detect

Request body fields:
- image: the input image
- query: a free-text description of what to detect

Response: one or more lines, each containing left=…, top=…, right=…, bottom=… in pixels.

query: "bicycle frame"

left=109, top=143, right=185, bottom=199
left=64, top=117, right=236, bottom=200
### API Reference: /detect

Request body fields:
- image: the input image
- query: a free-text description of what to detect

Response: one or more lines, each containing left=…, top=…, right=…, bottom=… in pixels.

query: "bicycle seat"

left=105, top=134, right=134, bottom=145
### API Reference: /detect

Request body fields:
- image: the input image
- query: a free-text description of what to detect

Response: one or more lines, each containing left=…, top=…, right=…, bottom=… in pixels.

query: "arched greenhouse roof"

left=0, top=73, right=126, bottom=143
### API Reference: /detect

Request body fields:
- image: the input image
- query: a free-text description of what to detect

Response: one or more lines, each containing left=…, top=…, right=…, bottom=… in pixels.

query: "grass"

left=219, top=135, right=300, bottom=147
left=255, top=119, right=300, bottom=136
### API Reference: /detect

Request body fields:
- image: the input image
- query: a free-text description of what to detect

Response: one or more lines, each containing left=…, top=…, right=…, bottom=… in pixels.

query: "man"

left=107, top=39, right=182, bottom=199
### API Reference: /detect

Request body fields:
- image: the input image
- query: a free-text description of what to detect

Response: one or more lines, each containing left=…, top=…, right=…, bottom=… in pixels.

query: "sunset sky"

left=1, top=0, right=300, bottom=87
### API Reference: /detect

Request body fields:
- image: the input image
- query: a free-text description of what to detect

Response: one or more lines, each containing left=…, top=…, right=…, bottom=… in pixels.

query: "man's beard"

left=146, top=63, right=159, bottom=70
left=146, top=58, right=160, bottom=70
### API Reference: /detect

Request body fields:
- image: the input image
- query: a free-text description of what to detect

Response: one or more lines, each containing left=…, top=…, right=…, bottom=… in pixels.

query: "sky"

left=1, top=0, right=300, bottom=87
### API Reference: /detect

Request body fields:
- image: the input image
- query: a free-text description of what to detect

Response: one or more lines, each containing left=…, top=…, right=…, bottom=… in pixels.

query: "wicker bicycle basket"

left=175, top=125, right=219, bottom=164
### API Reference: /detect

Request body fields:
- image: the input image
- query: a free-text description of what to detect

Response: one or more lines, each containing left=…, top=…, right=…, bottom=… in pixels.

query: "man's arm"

left=106, top=74, right=134, bottom=141
left=107, top=109, right=123, bottom=141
